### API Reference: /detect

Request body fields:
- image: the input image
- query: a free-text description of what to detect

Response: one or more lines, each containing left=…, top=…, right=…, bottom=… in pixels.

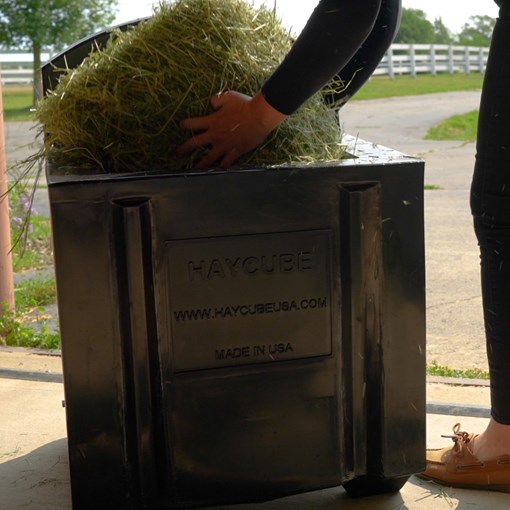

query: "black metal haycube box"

left=47, top=136, right=425, bottom=509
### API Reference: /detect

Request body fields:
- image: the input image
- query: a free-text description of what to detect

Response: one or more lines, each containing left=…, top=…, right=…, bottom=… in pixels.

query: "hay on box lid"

left=37, top=0, right=346, bottom=174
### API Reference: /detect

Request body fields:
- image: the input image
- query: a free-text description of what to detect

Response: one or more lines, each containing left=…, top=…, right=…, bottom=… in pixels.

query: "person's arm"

left=177, top=0, right=383, bottom=167
left=324, top=0, right=401, bottom=108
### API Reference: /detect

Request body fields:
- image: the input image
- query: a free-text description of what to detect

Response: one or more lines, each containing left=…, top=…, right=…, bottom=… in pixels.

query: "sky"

left=114, top=0, right=499, bottom=35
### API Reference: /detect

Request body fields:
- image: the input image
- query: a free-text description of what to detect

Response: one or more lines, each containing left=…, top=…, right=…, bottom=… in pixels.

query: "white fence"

left=375, top=43, right=489, bottom=78
left=0, top=50, right=52, bottom=84
left=0, top=43, right=490, bottom=85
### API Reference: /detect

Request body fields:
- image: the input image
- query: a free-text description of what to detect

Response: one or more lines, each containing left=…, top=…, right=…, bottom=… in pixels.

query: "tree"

left=433, top=17, right=453, bottom=44
left=0, top=0, right=118, bottom=103
left=394, top=8, right=435, bottom=43
left=457, top=15, right=495, bottom=47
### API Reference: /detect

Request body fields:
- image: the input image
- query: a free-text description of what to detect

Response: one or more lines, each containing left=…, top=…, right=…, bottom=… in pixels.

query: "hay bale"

left=37, top=0, right=346, bottom=174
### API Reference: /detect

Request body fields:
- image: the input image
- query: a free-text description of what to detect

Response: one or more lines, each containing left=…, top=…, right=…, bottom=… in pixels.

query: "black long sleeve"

left=325, top=0, right=401, bottom=108
left=261, top=0, right=400, bottom=114
left=498, top=0, right=510, bottom=18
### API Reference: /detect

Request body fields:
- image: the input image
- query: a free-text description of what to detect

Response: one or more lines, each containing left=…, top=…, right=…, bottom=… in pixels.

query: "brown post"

left=0, top=75, right=15, bottom=313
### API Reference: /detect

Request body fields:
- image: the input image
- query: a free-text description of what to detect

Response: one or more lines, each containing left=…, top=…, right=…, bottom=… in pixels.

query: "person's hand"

left=176, top=91, right=287, bottom=168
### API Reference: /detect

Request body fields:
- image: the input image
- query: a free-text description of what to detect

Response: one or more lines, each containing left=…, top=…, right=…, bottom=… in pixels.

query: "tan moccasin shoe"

left=418, top=423, right=510, bottom=492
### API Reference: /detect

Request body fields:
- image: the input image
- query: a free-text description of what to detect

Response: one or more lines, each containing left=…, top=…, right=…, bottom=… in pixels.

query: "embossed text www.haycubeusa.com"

left=173, top=297, right=328, bottom=322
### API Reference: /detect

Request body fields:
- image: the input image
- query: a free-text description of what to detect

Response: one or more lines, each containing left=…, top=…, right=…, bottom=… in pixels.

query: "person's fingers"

left=181, top=93, right=231, bottom=131
left=210, top=92, right=226, bottom=110
left=195, top=145, right=225, bottom=169
left=220, top=148, right=240, bottom=167
left=210, top=90, right=241, bottom=111
left=175, top=131, right=211, bottom=157
left=179, top=115, right=211, bottom=131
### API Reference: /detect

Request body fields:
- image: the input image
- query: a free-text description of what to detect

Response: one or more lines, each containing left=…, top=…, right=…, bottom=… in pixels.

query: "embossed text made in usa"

left=187, top=251, right=315, bottom=281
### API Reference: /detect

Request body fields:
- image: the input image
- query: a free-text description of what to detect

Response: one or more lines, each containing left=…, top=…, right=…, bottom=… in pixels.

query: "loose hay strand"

left=35, top=0, right=346, bottom=174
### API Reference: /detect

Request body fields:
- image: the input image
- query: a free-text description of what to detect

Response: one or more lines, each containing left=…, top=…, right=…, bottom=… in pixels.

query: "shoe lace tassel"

left=441, top=422, right=472, bottom=455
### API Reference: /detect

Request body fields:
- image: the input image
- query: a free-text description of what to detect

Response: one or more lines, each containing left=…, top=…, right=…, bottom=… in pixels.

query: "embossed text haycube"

left=167, top=231, right=332, bottom=371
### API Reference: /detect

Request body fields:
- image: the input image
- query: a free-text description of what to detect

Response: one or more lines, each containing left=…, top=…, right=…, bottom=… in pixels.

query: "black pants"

left=470, top=1, right=510, bottom=424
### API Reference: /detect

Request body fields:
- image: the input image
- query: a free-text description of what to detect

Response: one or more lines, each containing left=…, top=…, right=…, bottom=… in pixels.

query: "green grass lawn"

left=354, top=73, right=484, bottom=100
left=427, top=361, right=489, bottom=380
left=352, top=74, right=482, bottom=142
left=426, top=110, right=479, bottom=142
left=1, top=85, right=35, bottom=121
